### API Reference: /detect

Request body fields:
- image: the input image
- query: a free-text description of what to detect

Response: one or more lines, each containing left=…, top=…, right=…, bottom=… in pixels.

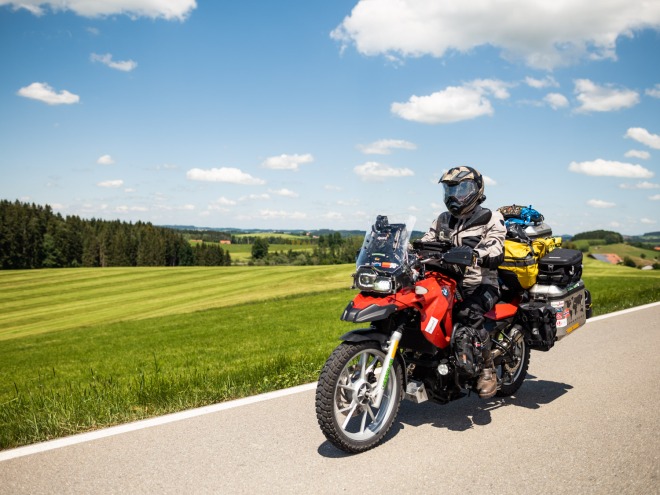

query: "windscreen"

left=356, top=215, right=415, bottom=273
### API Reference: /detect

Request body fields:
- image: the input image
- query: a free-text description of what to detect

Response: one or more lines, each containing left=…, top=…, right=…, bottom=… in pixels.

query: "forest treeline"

left=0, top=200, right=230, bottom=268
left=0, top=200, right=364, bottom=269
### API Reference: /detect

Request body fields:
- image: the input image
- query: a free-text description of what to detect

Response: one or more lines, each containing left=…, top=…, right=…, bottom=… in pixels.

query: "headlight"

left=355, top=268, right=395, bottom=293
left=373, top=277, right=392, bottom=292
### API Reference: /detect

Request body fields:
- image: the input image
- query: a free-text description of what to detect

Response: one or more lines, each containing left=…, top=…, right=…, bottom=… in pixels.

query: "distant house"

left=220, top=240, right=231, bottom=245
left=589, top=253, right=623, bottom=264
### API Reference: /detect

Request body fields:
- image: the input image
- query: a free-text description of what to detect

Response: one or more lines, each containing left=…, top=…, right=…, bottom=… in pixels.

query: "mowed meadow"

left=1, top=261, right=659, bottom=450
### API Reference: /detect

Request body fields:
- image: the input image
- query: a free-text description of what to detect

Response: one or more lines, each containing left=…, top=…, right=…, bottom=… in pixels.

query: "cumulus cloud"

left=619, top=181, right=659, bottom=189
left=97, top=154, right=114, bottom=165
left=354, top=161, right=414, bottom=181
left=240, top=194, right=270, bottom=201
left=650, top=194, right=660, bottom=201
left=116, top=205, right=147, bottom=213
left=209, top=197, right=237, bottom=208
left=574, top=79, right=639, bottom=113
left=17, top=82, right=79, bottom=105
left=262, top=153, right=314, bottom=171
left=624, top=149, right=651, bottom=160
left=186, top=167, right=266, bottom=185
left=625, top=127, right=660, bottom=150
left=569, top=159, right=653, bottom=178
left=269, top=188, right=299, bottom=198
left=259, top=210, right=307, bottom=220
left=391, top=79, right=510, bottom=124
left=543, top=93, right=569, bottom=110
left=91, top=53, right=137, bottom=72
left=358, top=139, right=417, bottom=155
left=1, top=0, right=197, bottom=20
left=331, top=0, right=660, bottom=70
left=646, top=84, right=660, bottom=99
left=641, top=218, right=656, bottom=224
left=525, top=76, right=559, bottom=89
left=483, top=175, right=497, bottom=186
left=587, top=199, right=616, bottom=208
left=97, top=179, right=124, bottom=188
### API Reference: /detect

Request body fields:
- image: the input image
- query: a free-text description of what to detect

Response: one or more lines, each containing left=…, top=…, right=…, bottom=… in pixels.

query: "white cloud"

left=358, top=139, right=417, bottom=155
left=391, top=79, right=510, bottom=124
left=646, top=84, right=660, bottom=99
left=1, top=0, right=196, bottom=20
left=525, top=76, right=559, bottom=89
left=568, top=159, right=653, bottom=178
left=587, top=199, right=616, bottom=208
left=625, top=127, right=660, bottom=150
left=624, top=149, right=651, bottom=160
left=544, top=93, right=569, bottom=110
left=331, top=0, right=660, bottom=70
left=97, top=179, right=124, bottom=188
left=259, top=210, right=307, bottom=220
left=97, top=154, right=114, bottom=165
left=186, top=167, right=265, bottom=185
left=269, top=188, right=299, bottom=198
left=640, top=218, right=656, bottom=224
left=17, top=82, right=79, bottom=105
left=619, top=181, right=659, bottom=190
left=240, top=194, right=270, bottom=201
left=262, top=153, right=314, bottom=171
left=116, top=205, right=147, bottom=213
left=574, top=79, right=639, bottom=113
left=91, top=53, right=137, bottom=72
left=209, top=197, right=237, bottom=207
left=483, top=175, right=497, bottom=186
left=650, top=194, right=660, bottom=201
left=354, top=161, right=414, bottom=181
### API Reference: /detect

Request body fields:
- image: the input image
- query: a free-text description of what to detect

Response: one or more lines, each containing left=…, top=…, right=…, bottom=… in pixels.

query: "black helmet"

left=439, top=166, right=485, bottom=216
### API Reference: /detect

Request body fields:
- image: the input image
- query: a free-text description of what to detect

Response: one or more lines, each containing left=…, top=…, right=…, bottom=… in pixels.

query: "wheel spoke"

left=359, top=409, right=369, bottom=433
left=342, top=403, right=359, bottom=429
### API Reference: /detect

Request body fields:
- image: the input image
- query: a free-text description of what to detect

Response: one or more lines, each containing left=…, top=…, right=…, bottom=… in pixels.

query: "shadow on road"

left=317, top=377, right=573, bottom=457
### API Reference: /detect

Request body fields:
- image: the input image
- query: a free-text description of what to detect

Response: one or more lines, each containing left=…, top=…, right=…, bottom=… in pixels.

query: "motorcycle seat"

left=484, top=303, right=518, bottom=321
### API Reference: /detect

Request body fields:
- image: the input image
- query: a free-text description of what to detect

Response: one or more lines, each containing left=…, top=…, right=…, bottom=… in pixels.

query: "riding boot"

left=477, top=350, right=497, bottom=399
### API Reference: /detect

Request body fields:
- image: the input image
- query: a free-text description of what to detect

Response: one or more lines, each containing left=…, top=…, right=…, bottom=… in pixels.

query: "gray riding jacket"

left=421, top=206, right=506, bottom=290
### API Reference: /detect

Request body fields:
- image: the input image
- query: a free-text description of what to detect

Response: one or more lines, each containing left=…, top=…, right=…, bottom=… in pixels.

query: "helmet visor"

left=443, top=180, right=478, bottom=203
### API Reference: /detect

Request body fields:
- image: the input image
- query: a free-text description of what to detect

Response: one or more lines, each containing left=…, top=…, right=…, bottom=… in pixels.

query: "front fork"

left=371, top=329, right=403, bottom=408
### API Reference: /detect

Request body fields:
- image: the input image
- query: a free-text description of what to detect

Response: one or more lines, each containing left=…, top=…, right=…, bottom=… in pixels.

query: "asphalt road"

left=2, top=303, right=659, bottom=495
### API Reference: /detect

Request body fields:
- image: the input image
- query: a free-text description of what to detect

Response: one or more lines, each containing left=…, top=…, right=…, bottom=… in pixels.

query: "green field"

left=0, top=265, right=353, bottom=340
left=191, top=241, right=314, bottom=262
left=0, top=262, right=658, bottom=450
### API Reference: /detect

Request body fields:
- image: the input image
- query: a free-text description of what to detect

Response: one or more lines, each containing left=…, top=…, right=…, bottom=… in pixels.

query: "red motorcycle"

left=315, top=215, right=589, bottom=453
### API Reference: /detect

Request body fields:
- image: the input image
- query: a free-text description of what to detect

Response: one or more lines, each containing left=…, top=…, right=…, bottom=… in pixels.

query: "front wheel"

left=315, top=341, right=403, bottom=453
left=495, top=331, right=530, bottom=397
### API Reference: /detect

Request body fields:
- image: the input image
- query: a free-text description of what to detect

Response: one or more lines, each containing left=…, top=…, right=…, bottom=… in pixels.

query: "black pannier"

left=537, top=248, right=582, bottom=287
left=517, top=301, right=557, bottom=351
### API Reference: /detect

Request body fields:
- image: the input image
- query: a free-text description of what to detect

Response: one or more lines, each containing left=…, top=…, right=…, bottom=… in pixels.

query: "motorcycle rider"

left=421, top=166, right=506, bottom=399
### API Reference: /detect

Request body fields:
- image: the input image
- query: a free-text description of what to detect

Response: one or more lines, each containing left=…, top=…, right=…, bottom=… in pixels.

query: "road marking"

left=2, top=300, right=659, bottom=462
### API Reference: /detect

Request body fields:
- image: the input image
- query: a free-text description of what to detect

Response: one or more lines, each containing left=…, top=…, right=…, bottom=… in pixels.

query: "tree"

left=251, top=238, right=269, bottom=259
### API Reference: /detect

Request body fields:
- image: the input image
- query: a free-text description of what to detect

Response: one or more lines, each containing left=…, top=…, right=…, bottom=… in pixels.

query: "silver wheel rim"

left=333, top=348, right=398, bottom=442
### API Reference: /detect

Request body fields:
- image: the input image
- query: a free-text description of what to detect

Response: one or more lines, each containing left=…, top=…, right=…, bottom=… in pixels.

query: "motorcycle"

left=315, top=214, right=590, bottom=453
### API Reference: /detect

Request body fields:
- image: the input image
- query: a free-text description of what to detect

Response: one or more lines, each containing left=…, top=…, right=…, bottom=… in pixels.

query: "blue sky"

left=1, top=0, right=659, bottom=235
